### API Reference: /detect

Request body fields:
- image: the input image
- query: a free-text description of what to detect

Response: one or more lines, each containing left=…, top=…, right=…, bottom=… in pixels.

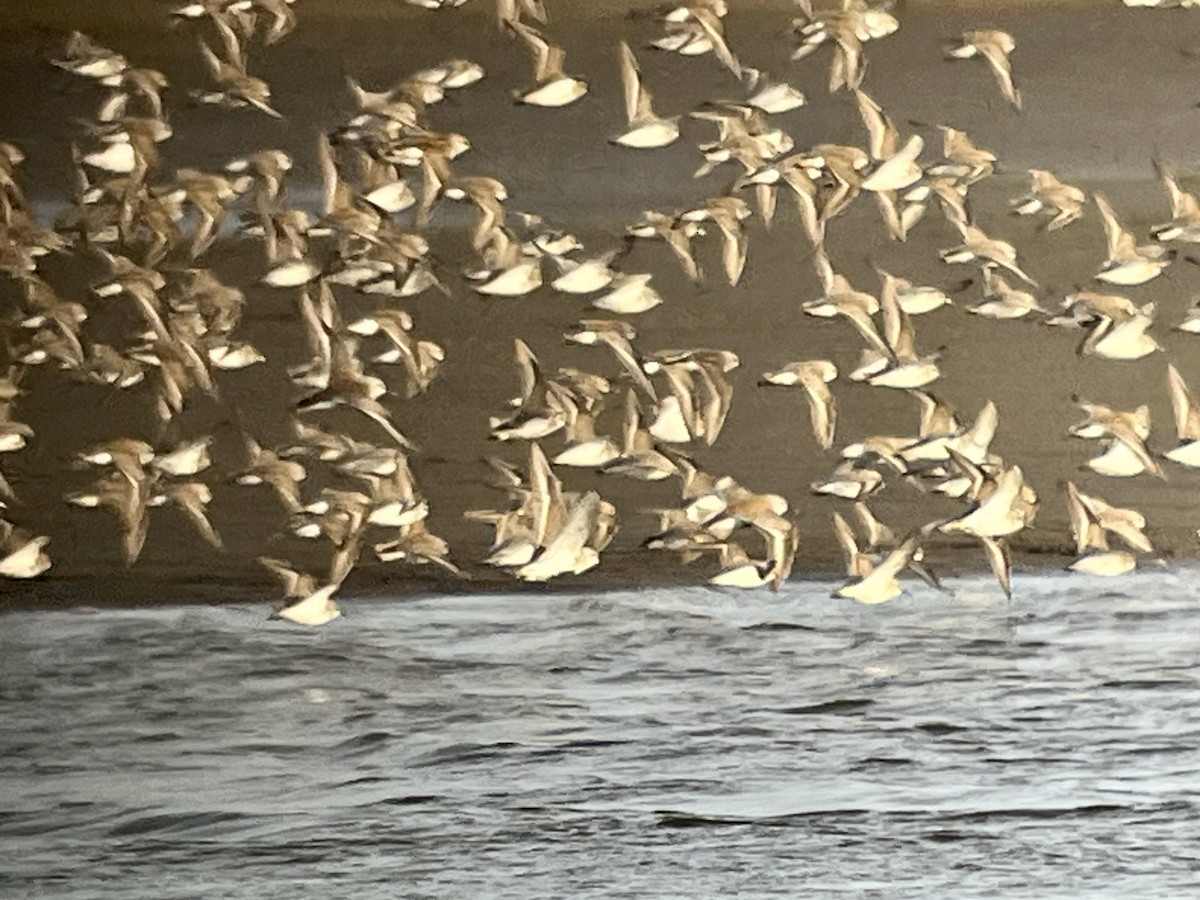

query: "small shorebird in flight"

left=508, top=22, right=588, bottom=108
left=0, top=521, right=51, bottom=579
left=592, top=273, right=663, bottom=315
left=679, top=196, right=752, bottom=286
left=1165, top=364, right=1200, bottom=469
left=497, top=0, right=547, bottom=30
left=1177, top=297, right=1200, bottom=334
left=147, top=481, right=223, bottom=550
left=946, top=29, right=1022, bottom=110
left=516, top=490, right=608, bottom=582
left=1065, top=482, right=1153, bottom=577
left=1151, top=165, right=1200, bottom=243
left=612, top=41, right=679, bottom=149
left=1093, top=194, right=1172, bottom=285
left=626, top=210, right=704, bottom=284
left=566, top=319, right=658, bottom=402
left=235, top=433, right=308, bottom=513
left=1070, top=400, right=1164, bottom=480
left=709, top=515, right=797, bottom=591
left=760, top=360, right=838, bottom=450
left=1009, top=169, right=1086, bottom=231
left=940, top=220, right=1038, bottom=286
left=1079, top=301, right=1160, bottom=361
left=834, top=529, right=931, bottom=605
left=53, top=31, right=128, bottom=83
left=968, top=271, right=1046, bottom=320
left=743, top=68, right=806, bottom=115
left=261, top=541, right=359, bottom=627
left=194, top=18, right=282, bottom=117
left=657, top=2, right=741, bottom=79
left=469, top=227, right=544, bottom=296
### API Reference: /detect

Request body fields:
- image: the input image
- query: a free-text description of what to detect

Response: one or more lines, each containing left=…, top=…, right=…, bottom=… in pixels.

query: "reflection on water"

left=3, top=571, right=1200, bottom=897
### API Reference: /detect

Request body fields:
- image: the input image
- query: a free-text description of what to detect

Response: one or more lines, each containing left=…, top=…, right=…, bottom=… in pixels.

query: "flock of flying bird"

left=0, top=0, right=1196, bottom=624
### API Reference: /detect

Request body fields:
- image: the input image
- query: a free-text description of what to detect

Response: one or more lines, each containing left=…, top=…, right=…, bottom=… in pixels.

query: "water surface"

left=4, top=572, right=1200, bottom=897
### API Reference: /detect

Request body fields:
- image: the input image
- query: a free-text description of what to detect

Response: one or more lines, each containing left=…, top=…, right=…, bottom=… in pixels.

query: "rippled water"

left=4, top=571, right=1200, bottom=897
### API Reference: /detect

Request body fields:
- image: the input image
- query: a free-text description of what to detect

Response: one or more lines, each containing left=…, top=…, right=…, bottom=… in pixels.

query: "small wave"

left=941, top=804, right=1128, bottom=823
left=1113, top=610, right=1176, bottom=621
left=1100, top=679, right=1194, bottom=690
left=220, top=742, right=310, bottom=756
left=408, top=741, right=520, bottom=767
left=555, top=738, right=635, bottom=750
left=107, top=810, right=250, bottom=837
left=778, top=698, right=873, bottom=716
left=1115, top=744, right=1198, bottom=757
left=244, top=667, right=310, bottom=679
left=922, top=829, right=999, bottom=843
left=852, top=756, right=915, bottom=769
left=130, top=731, right=182, bottom=744
left=915, top=722, right=972, bottom=735
left=376, top=794, right=442, bottom=807
left=333, top=731, right=394, bottom=754
left=655, top=810, right=869, bottom=828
